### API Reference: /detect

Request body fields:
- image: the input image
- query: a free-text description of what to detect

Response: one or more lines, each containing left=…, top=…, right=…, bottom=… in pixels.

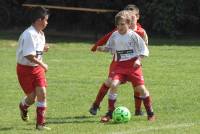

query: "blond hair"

left=115, top=10, right=131, bottom=25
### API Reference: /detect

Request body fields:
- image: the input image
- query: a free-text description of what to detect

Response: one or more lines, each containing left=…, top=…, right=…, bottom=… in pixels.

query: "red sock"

left=36, top=107, right=46, bottom=125
left=94, top=83, right=109, bottom=106
left=134, top=91, right=142, bottom=112
left=143, top=96, right=154, bottom=116
left=108, top=99, right=116, bottom=112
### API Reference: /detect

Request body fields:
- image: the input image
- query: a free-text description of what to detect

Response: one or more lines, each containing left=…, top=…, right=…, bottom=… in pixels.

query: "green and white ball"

left=112, top=106, right=131, bottom=123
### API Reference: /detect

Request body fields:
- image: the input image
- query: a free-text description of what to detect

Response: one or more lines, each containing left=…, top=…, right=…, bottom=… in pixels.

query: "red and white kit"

left=16, top=26, right=47, bottom=94
left=105, top=29, right=149, bottom=86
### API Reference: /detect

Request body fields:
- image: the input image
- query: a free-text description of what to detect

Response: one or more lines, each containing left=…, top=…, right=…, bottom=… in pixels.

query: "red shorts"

left=108, top=59, right=144, bottom=87
left=16, top=64, right=47, bottom=95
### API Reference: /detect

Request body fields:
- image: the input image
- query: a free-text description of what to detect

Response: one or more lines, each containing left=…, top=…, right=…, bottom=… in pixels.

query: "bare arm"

left=96, top=46, right=110, bottom=52
left=43, top=44, right=49, bottom=52
left=25, top=55, right=48, bottom=72
left=142, top=30, right=148, bottom=47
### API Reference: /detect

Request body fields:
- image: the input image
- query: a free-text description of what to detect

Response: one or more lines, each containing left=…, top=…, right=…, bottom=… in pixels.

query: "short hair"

left=124, top=4, right=139, bottom=14
left=115, top=10, right=131, bottom=25
left=30, top=7, right=49, bottom=23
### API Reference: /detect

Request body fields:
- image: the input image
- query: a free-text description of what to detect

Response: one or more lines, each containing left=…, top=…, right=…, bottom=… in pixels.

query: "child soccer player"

left=95, top=10, right=155, bottom=122
left=89, top=4, right=148, bottom=116
left=16, top=7, right=51, bottom=130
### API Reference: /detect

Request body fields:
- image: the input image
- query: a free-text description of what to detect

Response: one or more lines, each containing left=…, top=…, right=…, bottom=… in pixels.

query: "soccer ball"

left=112, top=106, right=131, bottom=123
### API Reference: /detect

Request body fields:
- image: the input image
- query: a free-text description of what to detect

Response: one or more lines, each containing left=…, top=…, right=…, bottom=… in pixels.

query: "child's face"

left=129, top=13, right=137, bottom=30
left=131, top=10, right=140, bottom=20
left=36, top=15, right=49, bottom=31
left=116, top=19, right=130, bottom=35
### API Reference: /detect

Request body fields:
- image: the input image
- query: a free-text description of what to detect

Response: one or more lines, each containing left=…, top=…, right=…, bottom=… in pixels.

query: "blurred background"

left=0, top=0, right=200, bottom=39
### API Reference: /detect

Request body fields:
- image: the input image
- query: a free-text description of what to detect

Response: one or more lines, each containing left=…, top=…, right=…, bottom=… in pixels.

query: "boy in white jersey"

left=16, top=7, right=51, bottom=130
left=96, top=10, right=155, bottom=122
left=89, top=5, right=148, bottom=117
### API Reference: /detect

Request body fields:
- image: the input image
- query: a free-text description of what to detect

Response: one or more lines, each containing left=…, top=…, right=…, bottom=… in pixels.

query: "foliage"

left=137, top=0, right=200, bottom=36
left=0, top=0, right=200, bottom=36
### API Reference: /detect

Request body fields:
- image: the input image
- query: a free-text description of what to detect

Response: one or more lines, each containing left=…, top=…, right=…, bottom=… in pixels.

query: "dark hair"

left=30, top=7, right=49, bottom=23
left=124, top=4, right=139, bottom=13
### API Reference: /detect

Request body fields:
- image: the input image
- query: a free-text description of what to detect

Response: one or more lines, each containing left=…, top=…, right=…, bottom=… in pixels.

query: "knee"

left=29, top=97, right=36, bottom=104
left=104, top=78, right=112, bottom=87
left=26, top=97, right=36, bottom=105
left=110, top=82, right=118, bottom=89
left=135, top=85, right=149, bottom=97
left=36, top=87, right=47, bottom=101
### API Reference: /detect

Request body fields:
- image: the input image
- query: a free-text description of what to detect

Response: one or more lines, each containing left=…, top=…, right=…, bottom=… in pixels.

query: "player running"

left=16, top=7, right=51, bottom=130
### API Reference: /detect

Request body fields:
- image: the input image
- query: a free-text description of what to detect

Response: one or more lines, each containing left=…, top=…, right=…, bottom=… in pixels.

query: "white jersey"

left=16, top=26, right=45, bottom=66
left=105, top=29, right=149, bottom=62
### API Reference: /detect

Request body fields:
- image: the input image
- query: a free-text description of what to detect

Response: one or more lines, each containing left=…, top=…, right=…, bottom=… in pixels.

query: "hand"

left=133, top=59, right=141, bottom=68
left=96, top=46, right=103, bottom=51
left=41, top=63, right=48, bottom=72
left=44, top=44, right=49, bottom=52
left=91, top=45, right=97, bottom=52
left=96, top=46, right=102, bottom=51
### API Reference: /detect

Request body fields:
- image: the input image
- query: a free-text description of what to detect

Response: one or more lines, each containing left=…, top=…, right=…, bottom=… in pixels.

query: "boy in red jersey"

left=96, top=10, right=155, bottom=122
left=89, top=4, right=148, bottom=116
left=16, top=7, right=51, bottom=130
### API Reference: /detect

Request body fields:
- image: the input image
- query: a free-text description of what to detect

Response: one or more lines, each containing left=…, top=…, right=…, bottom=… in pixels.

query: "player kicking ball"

left=95, top=10, right=155, bottom=122
left=89, top=4, right=149, bottom=116
left=16, top=7, right=51, bottom=130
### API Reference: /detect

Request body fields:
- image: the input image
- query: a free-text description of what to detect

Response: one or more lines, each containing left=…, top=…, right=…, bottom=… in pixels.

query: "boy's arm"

left=96, top=46, right=110, bottom=52
left=96, top=32, right=115, bottom=53
left=134, top=33, right=149, bottom=57
left=135, top=23, right=148, bottom=46
left=25, top=55, right=48, bottom=72
left=142, top=30, right=148, bottom=46
left=43, top=44, right=49, bottom=52
left=91, top=28, right=117, bottom=52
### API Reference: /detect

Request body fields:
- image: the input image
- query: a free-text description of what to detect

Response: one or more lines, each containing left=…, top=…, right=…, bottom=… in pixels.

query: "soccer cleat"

left=148, top=115, right=156, bottom=122
left=36, top=124, right=51, bottom=131
left=89, top=104, right=100, bottom=115
left=100, top=111, right=113, bottom=123
left=135, top=110, right=144, bottom=116
left=19, top=103, right=29, bottom=121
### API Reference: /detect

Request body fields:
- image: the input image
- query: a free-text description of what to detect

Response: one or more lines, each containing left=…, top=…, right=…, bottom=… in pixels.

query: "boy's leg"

left=89, top=78, right=111, bottom=115
left=129, top=66, right=144, bottom=116
left=35, top=86, right=51, bottom=130
left=133, top=91, right=144, bottom=116
left=101, top=79, right=120, bottom=122
left=19, top=92, right=36, bottom=121
left=135, top=85, right=155, bottom=121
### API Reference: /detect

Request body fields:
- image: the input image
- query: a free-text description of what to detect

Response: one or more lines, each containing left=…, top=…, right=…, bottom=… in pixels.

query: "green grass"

left=0, top=38, right=200, bottom=134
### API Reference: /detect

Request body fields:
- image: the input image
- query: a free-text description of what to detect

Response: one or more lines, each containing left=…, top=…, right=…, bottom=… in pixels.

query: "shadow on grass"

left=46, top=115, right=99, bottom=124
left=0, top=127, right=14, bottom=131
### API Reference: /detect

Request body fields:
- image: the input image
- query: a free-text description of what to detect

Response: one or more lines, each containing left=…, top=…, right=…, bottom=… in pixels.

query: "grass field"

left=0, top=36, right=200, bottom=134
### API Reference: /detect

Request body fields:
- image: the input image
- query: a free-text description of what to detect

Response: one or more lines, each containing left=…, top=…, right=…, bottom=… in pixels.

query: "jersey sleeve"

left=91, top=28, right=117, bottom=51
left=105, top=33, right=115, bottom=53
left=132, top=32, right=149, bottom=57
left=142, top=30, right=148, bottom=46
left=22, top=32, right=36, bottom=56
